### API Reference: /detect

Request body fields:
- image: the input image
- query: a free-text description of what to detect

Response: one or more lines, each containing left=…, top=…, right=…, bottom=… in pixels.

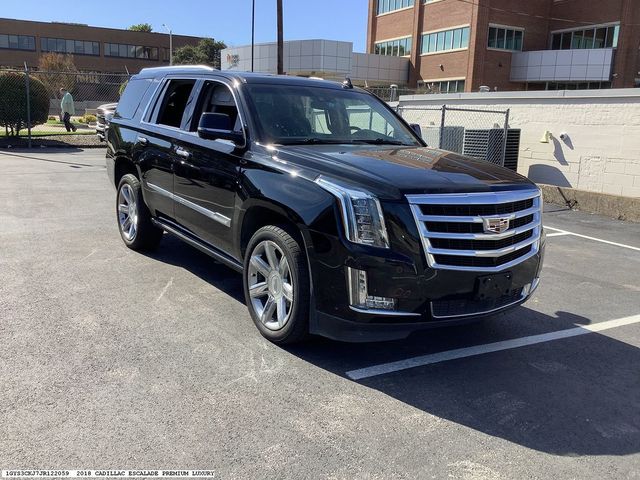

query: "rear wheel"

left=243, top=225, right=310, bottom=344
left=116, top=174, right=163, bottom=251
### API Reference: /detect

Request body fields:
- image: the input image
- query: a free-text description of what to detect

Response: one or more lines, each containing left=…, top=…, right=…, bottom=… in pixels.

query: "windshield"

left=243, top=84, right=422, bottom=147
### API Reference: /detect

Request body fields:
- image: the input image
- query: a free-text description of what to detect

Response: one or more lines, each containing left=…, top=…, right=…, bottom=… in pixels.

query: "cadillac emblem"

left=483, top=217, right=510, bottom=234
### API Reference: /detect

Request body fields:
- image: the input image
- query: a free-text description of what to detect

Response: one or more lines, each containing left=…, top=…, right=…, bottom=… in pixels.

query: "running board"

left=152, top=218, right=243, bottom=272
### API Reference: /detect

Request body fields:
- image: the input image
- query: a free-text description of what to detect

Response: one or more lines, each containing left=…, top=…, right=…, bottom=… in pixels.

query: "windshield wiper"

left=350, top=138, right=407, bottom=145
left=279, top=138, right=348, bottom=145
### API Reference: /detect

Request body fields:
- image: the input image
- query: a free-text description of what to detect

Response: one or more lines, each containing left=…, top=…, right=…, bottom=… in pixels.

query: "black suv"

left=106, top=66, right=544, bottom=344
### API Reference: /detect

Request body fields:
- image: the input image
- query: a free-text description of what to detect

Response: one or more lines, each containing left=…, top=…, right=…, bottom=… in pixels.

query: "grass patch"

left=0, top=130, right=96, bottom=137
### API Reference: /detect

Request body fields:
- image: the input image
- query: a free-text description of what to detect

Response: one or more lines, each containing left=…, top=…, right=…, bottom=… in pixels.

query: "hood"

left=272, top=145, right=535, bottom=200
left=97, top=103, right=118, bottom=114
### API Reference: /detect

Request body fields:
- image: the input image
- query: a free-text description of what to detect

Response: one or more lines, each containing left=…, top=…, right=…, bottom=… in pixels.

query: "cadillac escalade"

left=106, top=66, right=544, bottom=344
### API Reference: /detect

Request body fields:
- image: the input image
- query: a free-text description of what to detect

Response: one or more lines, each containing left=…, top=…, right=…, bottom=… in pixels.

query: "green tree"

left=174, top=38, right=227, bottom=69
left=129, top=23, right=153, bottom=32
left=0, top=72, right=50, bottom=136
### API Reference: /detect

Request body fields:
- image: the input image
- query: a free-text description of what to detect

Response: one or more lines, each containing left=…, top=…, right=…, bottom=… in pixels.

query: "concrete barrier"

left=540, top=184, right=640, bottom=223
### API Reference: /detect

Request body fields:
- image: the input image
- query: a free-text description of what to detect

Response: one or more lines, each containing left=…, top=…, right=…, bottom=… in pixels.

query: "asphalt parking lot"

left=1, top=149, right=639, bottom=479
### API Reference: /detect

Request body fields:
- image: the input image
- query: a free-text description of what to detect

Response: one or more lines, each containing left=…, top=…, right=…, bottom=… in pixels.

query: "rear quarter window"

left=115, top=78, right=153, bottom=120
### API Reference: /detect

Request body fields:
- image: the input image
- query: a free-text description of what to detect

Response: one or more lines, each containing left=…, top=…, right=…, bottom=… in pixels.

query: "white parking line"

left=345, top=314, right=640, bottom=380
left=544, top=226, right=640, bottom=252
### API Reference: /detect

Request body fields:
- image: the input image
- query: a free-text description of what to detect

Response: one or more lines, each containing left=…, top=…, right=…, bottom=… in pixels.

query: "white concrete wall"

left=351, top=53, right=409, bottom=85
left=511, top=49, right=614, bottom=83
left=221, top=40, right=409, bottom=85
left=398, top=89, right=640, bottom=198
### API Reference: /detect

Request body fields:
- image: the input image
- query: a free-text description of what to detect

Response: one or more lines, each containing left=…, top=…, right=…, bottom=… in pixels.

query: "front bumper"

left=307, top=231, right=545, bottom=342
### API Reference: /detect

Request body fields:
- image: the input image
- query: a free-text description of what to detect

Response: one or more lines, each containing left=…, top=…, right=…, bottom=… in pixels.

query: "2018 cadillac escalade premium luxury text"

left=106, top=66, right=544, bottom=344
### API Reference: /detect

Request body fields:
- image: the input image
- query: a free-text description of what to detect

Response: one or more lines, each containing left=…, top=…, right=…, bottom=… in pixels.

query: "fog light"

left=522, top=277, right=540, bottom=297
left=347, top=267, right=396, bottom=311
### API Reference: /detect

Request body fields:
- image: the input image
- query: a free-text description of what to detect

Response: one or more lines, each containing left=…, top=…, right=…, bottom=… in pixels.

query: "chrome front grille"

left=407, top=190, right=542, bottom=272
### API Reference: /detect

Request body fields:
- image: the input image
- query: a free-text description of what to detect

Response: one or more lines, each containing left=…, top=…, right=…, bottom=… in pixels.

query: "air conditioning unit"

left=462, top=129, right=521, bottom=171
left=422, top=126, right=465, bottom=153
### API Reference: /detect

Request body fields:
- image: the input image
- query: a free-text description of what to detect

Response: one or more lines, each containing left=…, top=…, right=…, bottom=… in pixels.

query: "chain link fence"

left=397, top=105, right=517, bottom=168
left=0, top=67, right=130, bottom=147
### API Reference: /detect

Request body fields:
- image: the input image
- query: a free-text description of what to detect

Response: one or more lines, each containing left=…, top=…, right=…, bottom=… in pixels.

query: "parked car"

left=96, top=102, right=117, bottom=142
left=106, top=66, right=544, bottom=344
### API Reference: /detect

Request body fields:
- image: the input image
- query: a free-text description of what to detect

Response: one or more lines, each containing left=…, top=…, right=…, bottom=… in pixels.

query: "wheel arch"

left=113, top=155, right=139, bottom=188
left=237, top=200, right=307, bottom=260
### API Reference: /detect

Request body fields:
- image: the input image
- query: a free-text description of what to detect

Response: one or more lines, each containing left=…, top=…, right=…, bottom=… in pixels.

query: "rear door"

left=172, top=79, right=246, bottom=255
left=137, top=78, right=197, bottom=220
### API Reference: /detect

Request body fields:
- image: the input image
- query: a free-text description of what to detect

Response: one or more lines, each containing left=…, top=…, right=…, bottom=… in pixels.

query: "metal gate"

left=396, top=105, right=514, bottom=168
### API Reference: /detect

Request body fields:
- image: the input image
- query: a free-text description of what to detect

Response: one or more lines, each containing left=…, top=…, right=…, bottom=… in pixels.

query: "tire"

left=243, top=225, right=310, bottom=344
left=116, top=174, right=163, bottom=251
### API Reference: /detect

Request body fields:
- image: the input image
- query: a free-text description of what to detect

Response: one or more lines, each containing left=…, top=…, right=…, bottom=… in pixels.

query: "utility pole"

left=277, top=0, right=283, bottom=74
left=251, top=0, right=255, bottom=72
left=162, top=24, right=173, bottom=65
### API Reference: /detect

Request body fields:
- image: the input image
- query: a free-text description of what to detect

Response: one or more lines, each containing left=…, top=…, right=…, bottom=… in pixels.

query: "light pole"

left=162, top=23, right=173, bottom=65
left=277, top=0, right=283, bottom=74
left=251, top=0, right=255, bottom=72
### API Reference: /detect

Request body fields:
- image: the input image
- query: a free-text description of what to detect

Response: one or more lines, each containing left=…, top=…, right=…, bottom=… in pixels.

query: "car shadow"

left=287, top=309, right=640, bottom=457
left=143, top=233, right=245, bottom=303
left=143, top=235, right=640, bottom=457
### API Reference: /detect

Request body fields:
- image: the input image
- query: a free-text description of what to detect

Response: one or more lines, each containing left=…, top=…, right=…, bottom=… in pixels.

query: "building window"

left=545, top=81, right=612, bottom=90
left=423, top=79, right=465, bottom=93
left=551, top=24, right=619, bottom=50
left=0, top=34, right=35, bottom=51
left=41, top=37, right=100, bottom=56
left=374, top=37, right=412, bottom=56
left=104, top=42, right=159, bottom=60
left=488, top=26, right=523, bottom=51
left=377, top=0, right=414, bottom=15
left=421, top=27, right=469, bottom=55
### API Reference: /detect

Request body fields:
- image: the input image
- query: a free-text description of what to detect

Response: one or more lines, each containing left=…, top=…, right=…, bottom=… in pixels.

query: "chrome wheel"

left=247, top=240, right=294, bottom=331
left=117, top=183, right=138, bottom=241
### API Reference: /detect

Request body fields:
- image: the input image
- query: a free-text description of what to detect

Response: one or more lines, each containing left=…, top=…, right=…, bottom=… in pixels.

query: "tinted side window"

left=190, top=81, right=242, bottom=132
left=155, top=79, right=196, bottom=128
left=116, top=78, right=152, bottom=120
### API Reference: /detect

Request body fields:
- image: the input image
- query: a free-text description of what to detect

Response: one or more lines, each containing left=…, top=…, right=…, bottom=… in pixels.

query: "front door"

left=173, top=80, right=245, bottom=255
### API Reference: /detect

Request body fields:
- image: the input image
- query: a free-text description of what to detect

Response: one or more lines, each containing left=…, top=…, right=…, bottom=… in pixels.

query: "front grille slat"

left=430, top=230, right=533, bottom=251
left=420, top=198, right=533, bottom=217
left=407, top=191, right=542, bottom=273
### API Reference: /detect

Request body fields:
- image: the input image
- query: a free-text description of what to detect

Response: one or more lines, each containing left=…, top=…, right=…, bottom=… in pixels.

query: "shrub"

left=80, top=114, right=97, bottom=124
left=0, top=72, right=50, bottom=136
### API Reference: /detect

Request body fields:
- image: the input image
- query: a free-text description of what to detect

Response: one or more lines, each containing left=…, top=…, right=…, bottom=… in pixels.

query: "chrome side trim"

left=146, top=182, right=231, bottom=227
left=151, top=218, right=243, bottom=272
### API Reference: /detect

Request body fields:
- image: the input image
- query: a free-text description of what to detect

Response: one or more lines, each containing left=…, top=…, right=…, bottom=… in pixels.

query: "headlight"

left=315, top=177, right=389, bottom=248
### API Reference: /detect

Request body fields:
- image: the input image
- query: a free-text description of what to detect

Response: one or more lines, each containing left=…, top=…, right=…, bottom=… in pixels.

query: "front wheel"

left=243, top=225, right=310, bottom=344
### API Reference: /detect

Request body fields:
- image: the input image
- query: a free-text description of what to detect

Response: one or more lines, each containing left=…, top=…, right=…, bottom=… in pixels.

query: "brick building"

left=367, top=0, right=640, bottom=92
left=0, top=17, right=202, bottom=73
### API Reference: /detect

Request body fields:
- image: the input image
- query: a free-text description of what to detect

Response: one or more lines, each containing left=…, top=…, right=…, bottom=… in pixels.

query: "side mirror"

left=409, top=123, right=422, bottom=138
left=197, top=112, right=245, bottom=147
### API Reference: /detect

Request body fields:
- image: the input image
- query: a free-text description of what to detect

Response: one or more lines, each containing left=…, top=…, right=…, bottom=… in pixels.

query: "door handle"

left=136, top=136, right=148, bottom=145
left=175, top=147, right=191, bottom=159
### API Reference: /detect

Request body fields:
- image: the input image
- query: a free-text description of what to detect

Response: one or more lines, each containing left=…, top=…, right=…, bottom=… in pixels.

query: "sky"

left=2, top=0, right=369, bottom=52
